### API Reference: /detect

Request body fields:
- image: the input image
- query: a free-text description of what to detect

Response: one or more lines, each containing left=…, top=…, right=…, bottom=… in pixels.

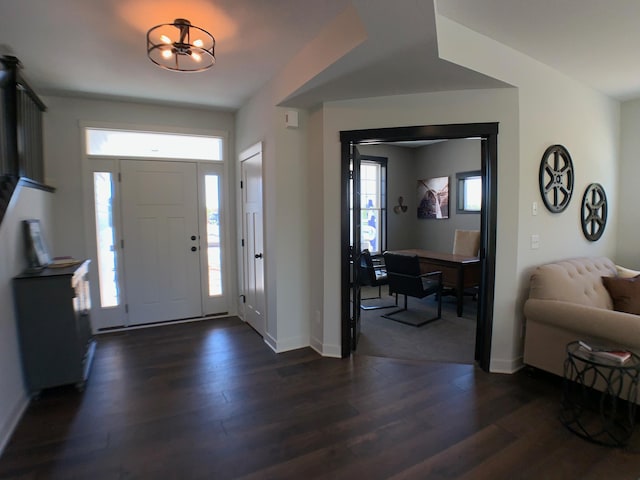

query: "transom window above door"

left=85, top=128, right=223, bottom=161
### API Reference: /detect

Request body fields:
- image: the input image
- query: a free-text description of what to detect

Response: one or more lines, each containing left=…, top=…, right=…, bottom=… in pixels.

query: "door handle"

left=191, top=246, right=197, bottom=252
left=191, top=235, right=197, bottom=241
left=255, top=253, right=263, bottom=259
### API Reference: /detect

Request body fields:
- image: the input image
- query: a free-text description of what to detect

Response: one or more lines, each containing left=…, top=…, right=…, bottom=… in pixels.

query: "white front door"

left=240, top=146, right=265, bottom=336
left=120, top=160, right=202, bottom=325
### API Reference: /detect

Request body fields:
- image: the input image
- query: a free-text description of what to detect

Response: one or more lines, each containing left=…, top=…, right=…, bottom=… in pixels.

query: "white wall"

left=274, top=109, right=311, bottom=351
left=309, top=15, right=620, bottom=372
left=436, top=16, right=620, bottom=264
left=308, top=106, right=325, bottom=353
left=235, top=86, right=312, bottom=353
left=235, top=88, right=279, bottom=346
left=618, top=99, right=640, bottom=269
left=235, top=5, right=620, bottom=371
left=41, top=95, right=238, bottom=325
left=438, top=15, right=619, bottom=370
left=317, top=88, right=520, bottom=366
left=0, top=186, right=53, bottom=453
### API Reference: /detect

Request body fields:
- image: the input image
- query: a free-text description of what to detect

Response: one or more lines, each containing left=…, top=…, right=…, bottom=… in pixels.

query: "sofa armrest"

left=524, top=298, right=640, bottom=349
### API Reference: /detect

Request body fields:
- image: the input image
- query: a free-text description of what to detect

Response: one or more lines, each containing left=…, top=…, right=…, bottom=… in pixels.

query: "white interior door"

left=121, top=160, right=201, bottom=325
left=241, top=147, right=265, bottom=336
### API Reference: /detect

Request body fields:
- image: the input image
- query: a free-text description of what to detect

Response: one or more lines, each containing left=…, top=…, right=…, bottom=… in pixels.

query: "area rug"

left=356, top=288, right=477, bottom=364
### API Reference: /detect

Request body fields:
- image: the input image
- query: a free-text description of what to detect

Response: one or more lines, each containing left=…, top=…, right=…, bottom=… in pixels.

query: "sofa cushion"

left=616, top=265, right=640, bottom=279
left=602, top=275, right=640, bottom=315
left=528, top=257, right=616, bottom=309
left=524, top=298, right=640, bottom=349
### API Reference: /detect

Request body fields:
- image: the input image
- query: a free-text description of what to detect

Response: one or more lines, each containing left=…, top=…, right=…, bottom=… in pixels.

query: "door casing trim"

left=339, top=122, right=498, bottom=371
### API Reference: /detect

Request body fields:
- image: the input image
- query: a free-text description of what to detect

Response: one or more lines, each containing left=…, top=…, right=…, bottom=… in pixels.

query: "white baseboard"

left=490, top=355, right=524, bottom=374
left=264, top=334, right=309, bottom=353
left=320, top=343, right=342, bottom=358
left=310, top=336, right=323, bottom=355
left=286, top=335, right=342, bottom=358
left=264, top=333, right=278, bottom=352
left=95, top=313, right=236, bottom=334
left=0, top=392, right=28, bottom=456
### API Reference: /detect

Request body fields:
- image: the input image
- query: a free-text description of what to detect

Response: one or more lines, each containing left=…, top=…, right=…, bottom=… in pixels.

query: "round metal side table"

left=560, top=341, right=640, bottom=447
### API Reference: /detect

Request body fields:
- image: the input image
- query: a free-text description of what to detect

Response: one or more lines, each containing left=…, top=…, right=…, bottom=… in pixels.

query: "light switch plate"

left=531, top=234, right=540, bottom=249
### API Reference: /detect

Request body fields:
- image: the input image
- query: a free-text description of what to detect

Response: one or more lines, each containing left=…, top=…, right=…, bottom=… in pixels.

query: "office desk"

left=392, top=249, right=480, bottom=317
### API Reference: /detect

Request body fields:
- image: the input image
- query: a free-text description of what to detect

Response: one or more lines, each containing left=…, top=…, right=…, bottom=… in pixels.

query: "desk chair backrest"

left=383, top=252, right=426, bottom=298
left=359, top=249, right=387, bottom=287
left=453, top=229, right=480, bottom=257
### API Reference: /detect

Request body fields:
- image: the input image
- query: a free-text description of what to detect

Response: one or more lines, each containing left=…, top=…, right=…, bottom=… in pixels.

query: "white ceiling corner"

left=0, top=0, right=638, bottom=111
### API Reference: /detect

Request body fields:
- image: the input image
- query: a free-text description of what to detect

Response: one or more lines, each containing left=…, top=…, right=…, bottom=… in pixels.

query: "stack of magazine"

left=48, top=257, right=82, bottom=269
left=578, top=341, right=632, bottom=364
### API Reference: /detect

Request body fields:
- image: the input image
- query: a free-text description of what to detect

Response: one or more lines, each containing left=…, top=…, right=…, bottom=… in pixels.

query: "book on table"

left=578, top=341, right=632, bottom=364
left=48, top=256, right=82, bottom=268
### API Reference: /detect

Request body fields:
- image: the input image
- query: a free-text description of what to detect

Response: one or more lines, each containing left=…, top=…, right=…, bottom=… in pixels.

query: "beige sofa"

left=523, top=256, right=640, bottom=378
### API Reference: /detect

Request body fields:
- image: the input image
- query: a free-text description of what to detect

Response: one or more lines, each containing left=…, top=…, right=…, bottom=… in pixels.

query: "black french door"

left=350, top=145, right=362, bottom=350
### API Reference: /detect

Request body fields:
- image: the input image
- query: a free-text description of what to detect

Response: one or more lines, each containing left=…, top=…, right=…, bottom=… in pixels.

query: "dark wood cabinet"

left=12, top=260, right=95, bottom=395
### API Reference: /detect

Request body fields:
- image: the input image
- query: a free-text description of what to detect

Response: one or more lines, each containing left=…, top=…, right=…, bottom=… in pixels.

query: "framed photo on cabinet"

left=22, top=219, right=51, bottom=269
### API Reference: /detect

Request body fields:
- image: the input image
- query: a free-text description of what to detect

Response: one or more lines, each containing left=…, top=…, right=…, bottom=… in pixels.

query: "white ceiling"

left=0, top=0, right=638, bottom=110
left=437, top=0, right=640, bottom=101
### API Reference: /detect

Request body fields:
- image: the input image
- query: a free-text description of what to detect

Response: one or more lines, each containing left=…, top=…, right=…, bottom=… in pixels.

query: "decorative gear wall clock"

left=539, top=145, right=574, bottom=213
left=581, top=183, right=607, bottom=241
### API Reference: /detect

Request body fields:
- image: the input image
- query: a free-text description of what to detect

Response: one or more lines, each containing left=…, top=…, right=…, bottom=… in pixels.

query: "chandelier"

left=147, top=18, right=215, bottom=72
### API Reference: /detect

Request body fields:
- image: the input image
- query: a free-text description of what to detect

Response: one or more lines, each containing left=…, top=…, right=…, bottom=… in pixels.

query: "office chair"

left=359, top=249, right=395, bottom=310
left=450, top=229, right=481, bottom=301
left=453, top=229, right=481, bottom=257
left=382, top=252, right=442, bottom=326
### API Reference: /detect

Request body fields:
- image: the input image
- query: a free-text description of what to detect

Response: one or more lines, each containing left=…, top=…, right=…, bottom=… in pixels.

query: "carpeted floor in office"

left=355, top=286, right=477, bottom=364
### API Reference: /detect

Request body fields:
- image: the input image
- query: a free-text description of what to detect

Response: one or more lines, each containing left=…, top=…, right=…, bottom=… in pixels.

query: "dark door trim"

left=339, top=122, right=498, bottom=371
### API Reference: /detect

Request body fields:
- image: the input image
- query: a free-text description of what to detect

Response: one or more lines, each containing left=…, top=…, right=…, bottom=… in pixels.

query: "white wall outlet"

left=532, top=201, right=538, bottom=216
left=531, top=234, right=540, bottom=249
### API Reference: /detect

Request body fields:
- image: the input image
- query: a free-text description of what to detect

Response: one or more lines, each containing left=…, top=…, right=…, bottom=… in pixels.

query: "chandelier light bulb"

left=147, top=18, right=215, bottom=72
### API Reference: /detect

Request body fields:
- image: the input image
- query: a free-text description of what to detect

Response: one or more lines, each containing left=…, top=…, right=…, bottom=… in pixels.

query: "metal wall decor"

left=539, top=144, right=574, bottom=213
left=581, top=183, right=607, bottom=241
left=393, top=196, right=408, bottom=214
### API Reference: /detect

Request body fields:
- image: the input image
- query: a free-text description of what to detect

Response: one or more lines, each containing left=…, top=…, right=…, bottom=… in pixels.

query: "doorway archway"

left=340, top=123, right=498, bottom=371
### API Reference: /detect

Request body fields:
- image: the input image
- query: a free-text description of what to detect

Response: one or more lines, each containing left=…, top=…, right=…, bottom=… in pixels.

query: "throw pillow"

left=602, top=275, right=640, bottom=315
left=616, top=264, right=640, bottom=279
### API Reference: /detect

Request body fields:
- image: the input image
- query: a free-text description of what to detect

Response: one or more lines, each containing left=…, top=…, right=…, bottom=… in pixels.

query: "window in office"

left=86, top=128, right=223, bottom=161
left=456, top=170, right=482, bottom=213
left=350, top=159, right=387, bottom=255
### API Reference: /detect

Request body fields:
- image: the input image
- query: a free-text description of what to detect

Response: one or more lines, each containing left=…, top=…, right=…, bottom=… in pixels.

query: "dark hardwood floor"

left=1, top=317, right=640, bottom=479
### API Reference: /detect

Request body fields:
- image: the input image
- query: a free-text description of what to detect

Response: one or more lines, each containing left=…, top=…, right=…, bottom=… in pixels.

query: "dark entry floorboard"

left=1, top=317, right=639, bottom=479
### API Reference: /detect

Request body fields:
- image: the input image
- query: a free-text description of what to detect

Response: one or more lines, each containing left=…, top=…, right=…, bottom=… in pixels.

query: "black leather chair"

left=359, top=249, right=395, bottom=310
left=449, top=229, right=480, bottom=301
left=382, top=252, right=442, bottom=326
